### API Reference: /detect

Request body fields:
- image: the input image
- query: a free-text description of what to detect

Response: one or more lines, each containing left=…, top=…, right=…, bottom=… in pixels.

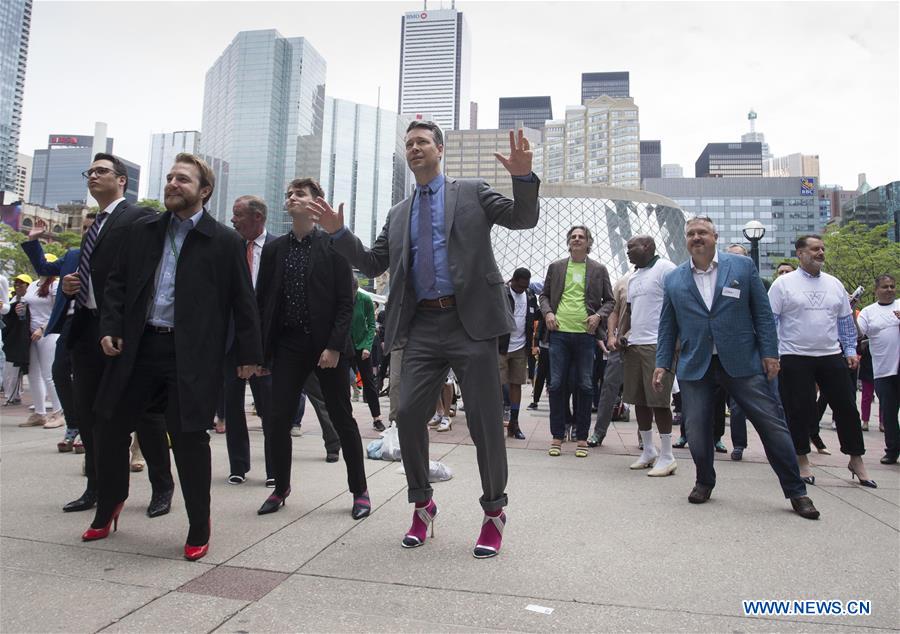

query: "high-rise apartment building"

left=469, top=102, right=478, bottom=130
left=320, top=97, right=406, bottom=247
left=662, top=163, right=684, bottom=178
left=581, top=71, right=630, bottom=103
left=763, top=153, right=820, bottom=178
left=498, top=96, right=552, bottom=130
left=201, top=29, right=326, bottom=234
left=695, top=142, right=763, bottom=178
left=644, top=176, right=819, bottom=272
left=534, top=96, right=640, bottom=189
left=29, top=134, right=139, bottom=208
left=148, top=131, right=201, bottom=203
left=818, top=184, right=858, bottom=225
left=444, top=127, right=542, bottom=197
left=15, top=153, right=31, bottom=202
left=0, top=0, right=32, bottom=197
left=398, top=8, right=470, bottom=131
left=640, top=140, right=661, bottom=183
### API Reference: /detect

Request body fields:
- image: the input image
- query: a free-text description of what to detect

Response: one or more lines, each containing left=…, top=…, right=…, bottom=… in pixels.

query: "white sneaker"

left=428, top=414, right=441, bottom=428
left=436, top=417, right=451, bottom=432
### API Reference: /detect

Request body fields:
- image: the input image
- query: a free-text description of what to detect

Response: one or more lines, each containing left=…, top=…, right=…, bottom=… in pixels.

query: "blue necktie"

left=75, top=211, right=108, bottom=307
left=415, top=187, right=435, bottom=294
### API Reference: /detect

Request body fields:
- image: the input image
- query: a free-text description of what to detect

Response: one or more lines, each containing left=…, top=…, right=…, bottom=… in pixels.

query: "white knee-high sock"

left=657, top=433, right=675, bottom=466
left=639, top=429, right=658, bottom=460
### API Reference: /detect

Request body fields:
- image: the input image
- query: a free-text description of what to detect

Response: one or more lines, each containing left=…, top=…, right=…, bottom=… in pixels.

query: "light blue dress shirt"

left=147, top=208, right=204, bottom=327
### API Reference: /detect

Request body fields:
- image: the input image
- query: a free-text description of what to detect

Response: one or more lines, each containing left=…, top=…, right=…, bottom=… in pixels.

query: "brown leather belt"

left=418, top=295, right=456, bottom=309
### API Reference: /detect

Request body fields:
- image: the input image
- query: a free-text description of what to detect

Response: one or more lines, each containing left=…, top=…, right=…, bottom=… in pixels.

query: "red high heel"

left=184, top=520, right=211, bottom=561
left=82, top=501, right=124, bottom=541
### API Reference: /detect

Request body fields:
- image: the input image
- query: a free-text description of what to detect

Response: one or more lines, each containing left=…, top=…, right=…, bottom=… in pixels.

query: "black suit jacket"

left=68, top=200, right=155, bottom=344
left=98, top=210, right=262, bottom=431
left=256, top=228, right=353, bottom=369
left=225, top=230, right=279, bottom=354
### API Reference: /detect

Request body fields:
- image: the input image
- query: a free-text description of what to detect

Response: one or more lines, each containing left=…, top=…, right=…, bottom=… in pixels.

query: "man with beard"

left=85, top=153, right=261, bottom=561
left=59, top=154, right=173, bottom=515
left=654, top=217, right=819, bottom=519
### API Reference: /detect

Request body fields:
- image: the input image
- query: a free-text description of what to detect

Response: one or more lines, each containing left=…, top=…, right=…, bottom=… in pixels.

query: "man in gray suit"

left=311, top=121, right=539, bottom=559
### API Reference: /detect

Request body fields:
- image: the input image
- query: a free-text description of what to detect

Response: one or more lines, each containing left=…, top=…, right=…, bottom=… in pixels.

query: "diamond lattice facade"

left=491, top=184, right=688, bottom=284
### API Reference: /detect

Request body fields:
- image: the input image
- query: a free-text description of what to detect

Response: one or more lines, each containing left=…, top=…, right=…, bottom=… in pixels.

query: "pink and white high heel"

left=401, top=499, right=438, bottom=548
left=473, top=510, right=506, bottom=558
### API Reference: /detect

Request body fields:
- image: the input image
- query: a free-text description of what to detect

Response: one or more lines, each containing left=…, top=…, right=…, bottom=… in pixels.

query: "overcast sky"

left=19, top=0, right=900, bottom=199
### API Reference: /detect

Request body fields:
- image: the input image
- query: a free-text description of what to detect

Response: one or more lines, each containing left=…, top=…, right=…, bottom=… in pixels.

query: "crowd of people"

left=1, top=120, right=897, bottom=562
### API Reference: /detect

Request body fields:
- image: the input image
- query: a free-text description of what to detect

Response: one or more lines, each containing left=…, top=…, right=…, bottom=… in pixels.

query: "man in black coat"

left=60, top=153, right=173, bottom=514
left=87, top=153, right=262, bottom=561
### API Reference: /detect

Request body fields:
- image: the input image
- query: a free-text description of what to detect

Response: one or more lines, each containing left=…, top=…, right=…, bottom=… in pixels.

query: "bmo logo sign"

left=420, top=12, right=427, bottom=19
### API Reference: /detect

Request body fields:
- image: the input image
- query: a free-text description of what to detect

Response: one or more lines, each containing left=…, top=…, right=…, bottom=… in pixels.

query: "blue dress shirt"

left=410, top=174, right=453, bottom=301
left=148, top=208, right=204, bottom=327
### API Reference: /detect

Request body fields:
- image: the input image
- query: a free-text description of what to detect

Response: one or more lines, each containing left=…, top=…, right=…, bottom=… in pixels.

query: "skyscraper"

left=662, top=163, right=684, bottom=178
left=320, top=97, right=406, bottom=247
left=15, top=153, right=31, bottom=202
left=147, top=131, right=201, bottom=203
left=398, top=7, right=471, bottom=131
left=0, top=0, right=32, bottom=197
left=444, top=127, right=542, bottom=197
left=581, top=71, right=630, bottom=103
left=200, top=29, right=326, bottom=234
left=695, top=143, right=763, bottom=178
left=498, top=96, right=552, bottom=130
left=29, top=133, right=140, bottom=208
left=640, top=140, right=661, bottom=183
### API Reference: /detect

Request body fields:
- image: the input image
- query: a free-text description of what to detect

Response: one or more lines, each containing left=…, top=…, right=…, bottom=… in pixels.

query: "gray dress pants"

left=397, top=306, right=508, bottom=511
left=304, top=374, right=341, bottom=454
left=592, top=349, right=624, bottom=438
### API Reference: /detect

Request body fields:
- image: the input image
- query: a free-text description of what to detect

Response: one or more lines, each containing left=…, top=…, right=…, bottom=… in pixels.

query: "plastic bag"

left=366, top=438, right=384, bottom=460
left=380, top=424, right=402, bottom=461
left=397, top=459, right=454, bottom=482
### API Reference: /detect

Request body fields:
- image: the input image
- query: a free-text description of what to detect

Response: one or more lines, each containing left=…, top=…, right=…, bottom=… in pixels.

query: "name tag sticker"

left=722, top=287, right=740, bottom=298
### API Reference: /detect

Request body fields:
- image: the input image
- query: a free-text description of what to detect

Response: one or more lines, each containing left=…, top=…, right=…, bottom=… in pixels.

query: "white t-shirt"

left=857, top=300, right=900, bottom=378
left=768, top=269, right=851, bottom=356
left=627, top=258, right=677, bottom=345
left=508, top=288, right=528, bottom=352
left=23, top=280, right=58, bottom=331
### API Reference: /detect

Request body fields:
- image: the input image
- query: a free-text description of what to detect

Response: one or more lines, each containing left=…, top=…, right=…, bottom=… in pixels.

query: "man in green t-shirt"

left=539, top=226, right=615, bottom=457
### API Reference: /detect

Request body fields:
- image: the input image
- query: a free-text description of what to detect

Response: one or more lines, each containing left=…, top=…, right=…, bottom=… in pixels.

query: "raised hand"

left=307, top=197, right=345, bottom=235
left=493, top=129, right=533, bottom=177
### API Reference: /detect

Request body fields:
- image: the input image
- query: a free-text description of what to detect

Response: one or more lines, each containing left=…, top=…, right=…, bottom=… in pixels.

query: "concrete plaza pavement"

left=1, top=390, right=898, bottom=633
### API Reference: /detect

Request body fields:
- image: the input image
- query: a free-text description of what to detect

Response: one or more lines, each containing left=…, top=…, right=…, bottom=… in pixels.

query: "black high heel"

left=258, top=488, right=291, bottom=514
left=848, top=464, right=877, bottom=488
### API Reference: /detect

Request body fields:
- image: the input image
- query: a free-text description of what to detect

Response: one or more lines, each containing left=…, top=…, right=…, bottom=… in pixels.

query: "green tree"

left=138, top=198, right=165, bottom=213
left=823, top=221, right=900, bottom=307
left=0, top=224, right=35, bottom=279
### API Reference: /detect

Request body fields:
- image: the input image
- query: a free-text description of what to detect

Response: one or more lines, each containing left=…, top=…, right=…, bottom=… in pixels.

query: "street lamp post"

left=742, top=220, right=766, bottom=271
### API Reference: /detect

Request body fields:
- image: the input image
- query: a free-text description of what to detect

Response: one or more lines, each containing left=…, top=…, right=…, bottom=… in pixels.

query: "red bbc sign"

left=50, top=136, right=80, bottom=145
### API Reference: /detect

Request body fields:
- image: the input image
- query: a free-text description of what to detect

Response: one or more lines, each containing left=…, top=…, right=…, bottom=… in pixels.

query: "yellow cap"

left=14, top=274, right=33, bottom=284
left=44, top=253, right=58, bottom=263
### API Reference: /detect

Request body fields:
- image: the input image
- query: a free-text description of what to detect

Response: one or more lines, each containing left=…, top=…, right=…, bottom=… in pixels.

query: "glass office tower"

left=201, top=30, right=326, bottom=234
left=320, top=97, right=405, bottom=247
left=0, top=0, right=32, bottom=195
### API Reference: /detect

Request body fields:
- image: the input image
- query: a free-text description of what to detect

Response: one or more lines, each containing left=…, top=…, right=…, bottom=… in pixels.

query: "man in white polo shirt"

left=768, top=234, right=875, bottom=487
left=613, top=236, right=677, bottom=475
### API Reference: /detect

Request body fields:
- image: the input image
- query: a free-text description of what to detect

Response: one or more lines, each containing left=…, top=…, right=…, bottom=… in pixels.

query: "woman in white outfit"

left=19, top=275, right=62, bottom=426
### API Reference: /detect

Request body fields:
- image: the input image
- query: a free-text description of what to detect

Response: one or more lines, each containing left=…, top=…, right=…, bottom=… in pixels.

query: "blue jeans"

left=679, top=357, right=806, bottom=499
left=548, top=331, right=595, bottom=440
